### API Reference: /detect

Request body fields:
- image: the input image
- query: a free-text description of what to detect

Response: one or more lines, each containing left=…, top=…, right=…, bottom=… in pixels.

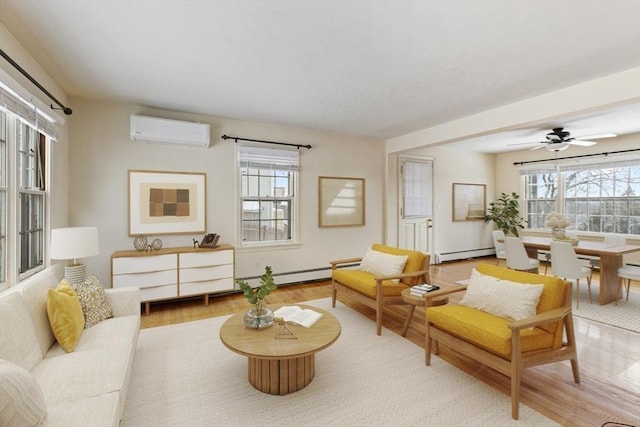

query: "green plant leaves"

left=235, top=265, right=277, bottom=308
left=484, top=192, right=526, bottom=237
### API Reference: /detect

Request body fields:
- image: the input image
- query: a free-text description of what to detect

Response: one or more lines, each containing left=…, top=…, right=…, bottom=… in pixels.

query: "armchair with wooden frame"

left=330, top=244, right=430, bottom=336
left=424, top=263, right=580, bottom=420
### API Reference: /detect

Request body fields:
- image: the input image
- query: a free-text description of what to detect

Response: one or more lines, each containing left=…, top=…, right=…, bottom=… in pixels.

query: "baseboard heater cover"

left=434, top=248, right=495, bottom=264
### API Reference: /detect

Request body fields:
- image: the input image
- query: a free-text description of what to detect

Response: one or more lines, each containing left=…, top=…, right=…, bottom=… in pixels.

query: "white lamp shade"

left=50, top=227, right=99, bottom=261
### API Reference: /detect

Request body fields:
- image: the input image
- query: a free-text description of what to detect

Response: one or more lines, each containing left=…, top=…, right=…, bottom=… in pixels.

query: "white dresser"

left=111, top=244, right=235, bottom=314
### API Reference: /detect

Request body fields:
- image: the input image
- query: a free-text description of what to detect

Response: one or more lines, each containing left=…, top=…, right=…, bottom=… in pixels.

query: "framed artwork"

left=128, top=170, right=206, bottom=236
left=318, top=176, right=365, bottom=228
left=452, top=183, right=486, bottom=222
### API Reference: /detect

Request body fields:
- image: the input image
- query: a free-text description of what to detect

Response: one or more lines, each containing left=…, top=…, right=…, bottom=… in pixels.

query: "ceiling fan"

left=508, top=127, right=616, bottom=152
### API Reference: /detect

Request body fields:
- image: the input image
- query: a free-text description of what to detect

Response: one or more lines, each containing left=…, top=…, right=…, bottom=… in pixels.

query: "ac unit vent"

left=130, top=115, right=210, bottom=148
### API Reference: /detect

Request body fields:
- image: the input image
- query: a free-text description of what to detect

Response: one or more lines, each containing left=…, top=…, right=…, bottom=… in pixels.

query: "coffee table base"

left=248, top=354, right=315, bottom=395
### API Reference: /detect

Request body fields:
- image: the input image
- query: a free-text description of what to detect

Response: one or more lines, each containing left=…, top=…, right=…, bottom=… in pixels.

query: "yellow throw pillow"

left=46, top=280, right=85, bottom=352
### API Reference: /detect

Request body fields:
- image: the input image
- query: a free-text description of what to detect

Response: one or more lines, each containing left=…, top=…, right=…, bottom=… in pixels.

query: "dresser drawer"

left=179, top=264, right=233, bottom=283
left=179, top=250, right=233, bottom=268
left=113, top=254, right=176, bottom=274
left=112, top=269, right=177, bottom=289
left=180, top=278, right=234, bottom=296
left=140, top=284, right=178, bottom=302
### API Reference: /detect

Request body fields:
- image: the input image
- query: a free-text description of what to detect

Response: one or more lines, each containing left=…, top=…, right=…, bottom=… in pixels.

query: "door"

left=398, top=156, right=433, bottom=254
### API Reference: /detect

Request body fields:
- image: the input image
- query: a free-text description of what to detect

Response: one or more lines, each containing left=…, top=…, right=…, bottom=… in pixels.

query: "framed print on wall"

left=128, top=170, right=206, bottom=235
left=452, top=183, right=486, bottom=222
left=318, top=176, right=365, bottom=227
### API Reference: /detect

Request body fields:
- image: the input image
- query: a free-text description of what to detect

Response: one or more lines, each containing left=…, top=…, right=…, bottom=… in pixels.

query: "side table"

left=401, top=287, right=448, bottom=337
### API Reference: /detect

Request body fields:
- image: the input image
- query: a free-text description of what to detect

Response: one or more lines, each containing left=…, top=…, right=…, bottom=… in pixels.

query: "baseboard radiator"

left=434, top=247, right=496, bottom=264
left=236, top=266, right=333, bottom=288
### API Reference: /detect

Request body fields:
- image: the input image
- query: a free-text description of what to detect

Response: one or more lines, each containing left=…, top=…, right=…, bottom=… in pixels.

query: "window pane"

left=19, top=193, right=44, bottom=273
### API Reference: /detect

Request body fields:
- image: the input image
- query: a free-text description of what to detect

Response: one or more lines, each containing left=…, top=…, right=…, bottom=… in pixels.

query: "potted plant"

left=236, top=265, right=278, bottom=329
left=484, top=192, right=526, bottom=237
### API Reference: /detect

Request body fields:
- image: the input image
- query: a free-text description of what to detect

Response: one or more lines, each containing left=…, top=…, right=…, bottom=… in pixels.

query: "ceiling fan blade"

left=568, top=140, right=597, bottom=146
left=506, top=141, right=543, bottom=147
left=529, top=144, right=546, bottom=150
left=574, top=133, right=616, bottom=140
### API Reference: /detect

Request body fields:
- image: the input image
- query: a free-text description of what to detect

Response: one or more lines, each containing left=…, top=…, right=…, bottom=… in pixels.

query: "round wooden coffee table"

left=219, top=304, right=341, bottom=395
left=401, top=287, right=448, bottom=336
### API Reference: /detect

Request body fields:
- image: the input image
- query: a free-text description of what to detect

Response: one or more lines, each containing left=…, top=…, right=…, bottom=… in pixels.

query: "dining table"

left=517, top=235, right=640, bottom=305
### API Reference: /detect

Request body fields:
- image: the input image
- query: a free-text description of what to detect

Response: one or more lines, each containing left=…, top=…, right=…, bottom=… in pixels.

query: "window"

left=238, top=145, right=298, bottom=245
left=18, top=123, right=45, bottom=273
left=522, top=159, right=640, bottom=235
left=0, top=75, right=56, bottom=285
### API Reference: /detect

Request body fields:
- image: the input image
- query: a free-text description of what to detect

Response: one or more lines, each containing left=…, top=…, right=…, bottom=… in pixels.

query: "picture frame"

left=452, top=183, right=486, bottom=222
left=128, top=170, right=206, bottom=236
left=318, top=176, right=365, bottom=228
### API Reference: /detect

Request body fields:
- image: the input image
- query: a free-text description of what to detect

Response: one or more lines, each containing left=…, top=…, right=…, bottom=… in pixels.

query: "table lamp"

left=50, top=227, right=99, bottom=284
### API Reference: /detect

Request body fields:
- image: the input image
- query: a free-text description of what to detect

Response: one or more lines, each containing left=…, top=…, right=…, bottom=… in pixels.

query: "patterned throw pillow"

left=71, top=275, right=114, bottom=328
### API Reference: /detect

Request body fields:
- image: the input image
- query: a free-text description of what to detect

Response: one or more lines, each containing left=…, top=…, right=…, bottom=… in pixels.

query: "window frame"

left=237, top=145, right=300, bottom=248
left=521, top=159, right=640, bottom=235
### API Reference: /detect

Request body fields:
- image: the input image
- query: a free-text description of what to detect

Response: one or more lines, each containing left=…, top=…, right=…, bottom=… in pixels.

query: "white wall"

left=68, top=98, right=385, bottom=284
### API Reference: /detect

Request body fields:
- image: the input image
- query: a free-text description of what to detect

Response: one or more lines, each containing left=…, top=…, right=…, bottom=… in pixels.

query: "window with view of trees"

left=522, top=160, right=640, bottom=235
left=238, top=145, right=298, bottom=245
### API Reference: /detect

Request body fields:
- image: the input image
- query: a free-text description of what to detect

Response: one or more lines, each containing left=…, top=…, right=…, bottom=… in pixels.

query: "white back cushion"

left=20, top=268, right=59, bottom=357
left=358, top=247, right=408, bottom=282
left=0, top=292, right=42, bottom=371
left=460, top=269, right=544, bottom=321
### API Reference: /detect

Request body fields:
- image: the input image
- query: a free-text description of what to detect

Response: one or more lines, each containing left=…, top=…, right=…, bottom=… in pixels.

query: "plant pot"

left=244, top=307, right=275, bottom=329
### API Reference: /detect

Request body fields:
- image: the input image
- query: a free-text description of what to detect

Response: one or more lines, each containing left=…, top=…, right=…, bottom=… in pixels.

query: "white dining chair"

left=617, top=265, right=639, bottom=303
left=492, top=230, right=507, bottom=265
left=504, top=237, right=540, bottom=273
left=550, top=241, right=593, bottom=309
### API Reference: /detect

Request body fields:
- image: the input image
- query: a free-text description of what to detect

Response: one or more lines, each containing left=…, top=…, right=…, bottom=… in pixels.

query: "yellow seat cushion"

left=427, top=305, right=555, bottom=358
left=332, top=270, right=407, bottom=298
left=371, top=243, right=426, bottom=285
left=46, top=280, right=85, bottom=352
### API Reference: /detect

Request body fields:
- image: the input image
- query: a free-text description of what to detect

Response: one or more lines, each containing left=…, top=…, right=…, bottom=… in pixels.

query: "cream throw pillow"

left=0, top=359, right=47, bottom=427
left=71, top=275, right=114, bottom=328
left=460, top=269, right=544, bottom=321
left=46, top=281, right=85, bottom=352
left=358, top=247, right=408, bottom=282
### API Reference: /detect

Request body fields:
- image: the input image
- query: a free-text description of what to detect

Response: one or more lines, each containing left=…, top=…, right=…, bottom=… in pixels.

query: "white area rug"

left=571, top=283, right=640, bottom=333
left=122, top=298, right=557, bottom=426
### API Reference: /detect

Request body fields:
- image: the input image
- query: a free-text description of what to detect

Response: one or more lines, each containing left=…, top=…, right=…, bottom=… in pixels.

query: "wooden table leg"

left=402, top=305, right=416, bottom=337
left=598, top=254, right=623, bottom=305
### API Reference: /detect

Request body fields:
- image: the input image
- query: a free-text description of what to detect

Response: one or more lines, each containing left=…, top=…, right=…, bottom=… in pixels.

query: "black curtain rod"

left=0, top=48, right=72, bottom=115
left=513, top=148, right=640, bottom=166
left=221, top=134, right=311, bottom=150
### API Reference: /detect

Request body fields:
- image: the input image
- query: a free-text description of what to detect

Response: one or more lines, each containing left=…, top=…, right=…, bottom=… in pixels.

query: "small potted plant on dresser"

left=236, top=266, right=278, bottom=329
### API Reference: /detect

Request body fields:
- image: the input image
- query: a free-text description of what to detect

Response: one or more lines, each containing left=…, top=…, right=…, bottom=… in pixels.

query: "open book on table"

left=273, top=305, right=323, bottom=328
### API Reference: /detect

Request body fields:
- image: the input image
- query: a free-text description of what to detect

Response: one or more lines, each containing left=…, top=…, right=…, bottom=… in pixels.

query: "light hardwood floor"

left=138, top=257, right=640, bottom=427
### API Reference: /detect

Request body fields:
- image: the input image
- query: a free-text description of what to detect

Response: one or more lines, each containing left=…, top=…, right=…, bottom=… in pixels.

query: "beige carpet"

left=571, top=283, right=640, bottom=333
left=122, top=298, right=557, bottom=426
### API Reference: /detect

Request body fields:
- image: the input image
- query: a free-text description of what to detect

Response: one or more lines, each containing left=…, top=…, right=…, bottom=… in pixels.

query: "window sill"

left=237, top=241, right=302, bottom=253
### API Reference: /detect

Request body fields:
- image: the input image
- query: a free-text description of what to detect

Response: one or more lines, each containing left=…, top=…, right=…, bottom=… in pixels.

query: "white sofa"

left=0, top=267, right=140, bottom=427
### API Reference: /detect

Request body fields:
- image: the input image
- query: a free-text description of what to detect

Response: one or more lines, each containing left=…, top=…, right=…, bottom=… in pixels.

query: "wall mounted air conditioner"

left=130, top=115, right=210, bottom=148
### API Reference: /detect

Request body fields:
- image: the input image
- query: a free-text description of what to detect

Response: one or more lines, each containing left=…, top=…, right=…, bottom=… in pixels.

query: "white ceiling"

left=1, top=0, right=640, bottom=152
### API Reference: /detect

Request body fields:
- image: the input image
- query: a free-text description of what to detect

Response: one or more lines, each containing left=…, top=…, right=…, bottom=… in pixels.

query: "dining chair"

left=616, top=264, right=639, bottom=303
left=504, top=237, right=540, bottom=273
left=550, top=241, right=593, bottom=309
left=492, top=230, right=507, bottom=265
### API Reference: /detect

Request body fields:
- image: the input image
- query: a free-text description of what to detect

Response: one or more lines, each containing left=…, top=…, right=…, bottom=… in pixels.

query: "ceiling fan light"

left=546, top=142, right=569, bottom=152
